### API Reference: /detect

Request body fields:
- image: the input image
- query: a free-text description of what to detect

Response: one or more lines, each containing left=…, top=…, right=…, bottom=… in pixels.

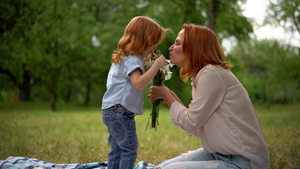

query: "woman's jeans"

left=102, top=104, right=138, bottom=169
left=156, top=148, right=251, bottom=169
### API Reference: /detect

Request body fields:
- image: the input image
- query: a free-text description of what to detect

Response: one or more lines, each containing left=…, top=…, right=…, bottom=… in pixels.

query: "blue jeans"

left=156, top=148, right=251, bottom=169
left=102, top=104, right=138, bottom=169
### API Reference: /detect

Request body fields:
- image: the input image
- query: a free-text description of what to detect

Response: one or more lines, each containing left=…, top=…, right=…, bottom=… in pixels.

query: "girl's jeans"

left=156, top=148, right=251, bottom=169
left=102, top=104, right=138, bottom=169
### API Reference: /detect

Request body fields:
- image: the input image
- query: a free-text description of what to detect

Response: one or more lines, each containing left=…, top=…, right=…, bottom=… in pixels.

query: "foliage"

left=265, top=0, right=300, bottom=35
left=0, top=0, right=115, bottom=108
left=229, top=39, right=300, bottom=104
left=3, top=0, right=298, bottom=109
left=216, top=0, right=253, bottom=40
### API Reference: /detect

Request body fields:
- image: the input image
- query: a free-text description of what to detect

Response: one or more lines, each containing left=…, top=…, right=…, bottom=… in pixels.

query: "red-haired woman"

left=148, top=24, right=270, bottom=169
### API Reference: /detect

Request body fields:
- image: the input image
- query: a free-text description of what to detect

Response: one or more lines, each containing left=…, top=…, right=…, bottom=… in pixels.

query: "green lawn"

left=0, top=102, right=299, bottom=169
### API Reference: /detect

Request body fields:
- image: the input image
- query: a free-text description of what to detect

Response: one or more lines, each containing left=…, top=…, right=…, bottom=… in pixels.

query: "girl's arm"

left=130, top=56, right=166, bottom=90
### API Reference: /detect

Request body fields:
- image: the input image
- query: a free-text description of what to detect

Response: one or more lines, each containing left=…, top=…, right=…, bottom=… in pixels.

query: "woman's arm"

left=164, top=86, right=185, bottom=106
left=169, top=67, right=227, bottom=131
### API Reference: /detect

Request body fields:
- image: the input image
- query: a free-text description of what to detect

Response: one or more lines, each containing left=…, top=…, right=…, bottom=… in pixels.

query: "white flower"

left=164, top=71, right=172, bottom=80
left=166, top=59, right=174, bottom=67
left=159, top=60, right=173, bottom=79
left=160, top=66, right=167, bottom=74
left=144, top=51, right=173, bottom=81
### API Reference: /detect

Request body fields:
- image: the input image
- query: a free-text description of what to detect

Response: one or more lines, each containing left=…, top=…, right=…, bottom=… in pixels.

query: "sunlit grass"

left=254, top=104, right=300, bottom=169
left=0, top=102, right=299, bottom=168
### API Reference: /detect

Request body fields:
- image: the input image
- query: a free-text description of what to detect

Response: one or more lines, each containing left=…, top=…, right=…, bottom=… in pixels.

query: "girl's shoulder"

left=126, top=54, right=143, bottom=59
left=122, top=54, right=143, bottom=63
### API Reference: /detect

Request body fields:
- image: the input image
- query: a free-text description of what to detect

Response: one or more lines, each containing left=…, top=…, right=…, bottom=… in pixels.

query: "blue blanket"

left=0, top=157, right=155, bottom=169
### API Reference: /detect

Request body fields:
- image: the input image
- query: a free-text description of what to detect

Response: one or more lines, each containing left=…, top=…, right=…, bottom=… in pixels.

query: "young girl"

left=101, top=16, right=168, bottom=169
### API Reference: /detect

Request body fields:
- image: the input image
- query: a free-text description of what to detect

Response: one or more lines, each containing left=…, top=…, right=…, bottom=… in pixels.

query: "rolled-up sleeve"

left=169, top=67, right=227, bottom=133
left=124, top=55, right=144, bottom=79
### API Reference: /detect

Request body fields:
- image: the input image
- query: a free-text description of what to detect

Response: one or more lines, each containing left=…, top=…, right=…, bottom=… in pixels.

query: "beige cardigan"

left=170, top=64, right=270, bottom=169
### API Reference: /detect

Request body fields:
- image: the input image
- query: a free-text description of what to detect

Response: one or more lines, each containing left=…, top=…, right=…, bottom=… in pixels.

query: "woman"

left=148, top=24, right=270, bottom=169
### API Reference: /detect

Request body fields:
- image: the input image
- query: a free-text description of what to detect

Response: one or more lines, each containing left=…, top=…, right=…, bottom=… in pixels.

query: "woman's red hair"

left=112, top=16, right=167, bottom=63
left=180, top=24, right=232, bottom=82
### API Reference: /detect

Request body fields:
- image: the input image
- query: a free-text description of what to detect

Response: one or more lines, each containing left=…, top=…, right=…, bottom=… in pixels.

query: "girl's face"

left=142, top=45, right=157, bottom=58
left=169, top=29, right=184, bottom=68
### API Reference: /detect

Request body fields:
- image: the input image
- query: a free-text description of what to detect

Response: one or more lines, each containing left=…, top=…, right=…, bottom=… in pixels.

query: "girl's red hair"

left=180, top=24, right=232, bottom=82
left=112, top=16, right=167, bottom=63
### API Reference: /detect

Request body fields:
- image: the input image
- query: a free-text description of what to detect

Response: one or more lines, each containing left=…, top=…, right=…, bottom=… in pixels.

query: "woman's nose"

left=169, top=44, right=174, bottom=51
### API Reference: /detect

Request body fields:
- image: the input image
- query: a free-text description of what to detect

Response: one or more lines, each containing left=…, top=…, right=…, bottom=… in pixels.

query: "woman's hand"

left=148, top=86, right=166, bottom=102
left=148, top=85, right=178, bottom=107
left=148, top=85, right=185, bottom=107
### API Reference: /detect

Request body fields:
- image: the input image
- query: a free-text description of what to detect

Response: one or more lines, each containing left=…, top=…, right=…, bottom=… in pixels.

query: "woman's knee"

left=186, top=148, right=214, bottom=161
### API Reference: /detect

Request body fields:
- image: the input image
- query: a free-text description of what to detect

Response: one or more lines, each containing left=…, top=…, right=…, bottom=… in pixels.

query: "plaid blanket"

left=0, top=157, right=155, bottom=169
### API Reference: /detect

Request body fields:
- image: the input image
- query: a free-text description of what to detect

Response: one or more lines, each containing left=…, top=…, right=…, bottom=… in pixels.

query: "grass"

left=0, top=102, right=299, bottom=169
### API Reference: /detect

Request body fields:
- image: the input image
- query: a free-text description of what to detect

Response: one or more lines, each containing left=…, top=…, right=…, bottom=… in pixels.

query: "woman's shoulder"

left=197, top=64, right=226, bottom=76
left=193, top=64, right=230, bottom=84
left=199, top=64, right=241, bottom=88
left=203, top=64, right=227, bottom=70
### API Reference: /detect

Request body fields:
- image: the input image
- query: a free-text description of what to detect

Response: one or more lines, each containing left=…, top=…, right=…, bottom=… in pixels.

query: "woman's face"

left=169, top=29, right=184, bottom=68
left=142, top=45, right=157, bottom=58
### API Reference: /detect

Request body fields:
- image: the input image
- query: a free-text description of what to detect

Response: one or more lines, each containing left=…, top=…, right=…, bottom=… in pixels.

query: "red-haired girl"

left=101, top=16, right=168, bottom=169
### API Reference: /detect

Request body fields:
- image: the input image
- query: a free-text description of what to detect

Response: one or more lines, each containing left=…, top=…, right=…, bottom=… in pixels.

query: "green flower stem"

left=151, top=99, right=161, bottom=129
left=150, top=70, right=164, bottom=130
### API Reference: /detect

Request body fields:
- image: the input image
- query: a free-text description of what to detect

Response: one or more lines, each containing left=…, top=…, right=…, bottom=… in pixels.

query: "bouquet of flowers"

left=145, top=50, right=173, bottom=130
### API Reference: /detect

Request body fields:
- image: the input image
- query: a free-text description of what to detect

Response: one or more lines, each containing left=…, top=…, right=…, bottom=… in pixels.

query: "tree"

left=0, top=0, right=42, bottom=101
left=34, top=0, right=112, bottom=110
left=0, top=0, right=256, bottom=109
left=208, top=0, right=221, bottom=30
left=265, top=0, right=300, bottom=36
left=229, top=39, right=300, bottom=103
left=141, top=0, right=253, bottom=106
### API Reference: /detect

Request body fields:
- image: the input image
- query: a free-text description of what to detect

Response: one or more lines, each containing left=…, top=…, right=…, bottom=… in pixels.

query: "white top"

left=170, top=64, right=270, bottom=169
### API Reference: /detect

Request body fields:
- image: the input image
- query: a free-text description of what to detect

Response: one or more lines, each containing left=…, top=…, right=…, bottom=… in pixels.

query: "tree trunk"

left=208, top=0, right=221, bottom=31
left=51, top=90, right=56, bottom=111
left=64, top=89, right=72, bottom=102
left=50, top=0, right=58, bottom=111
left=84, top=81, right=91, bottom=106
left=19, top=69, right=31, bottom=101
left=0, top=66, right=32, bottom=101
left=19, top=85, right=31, bottom=101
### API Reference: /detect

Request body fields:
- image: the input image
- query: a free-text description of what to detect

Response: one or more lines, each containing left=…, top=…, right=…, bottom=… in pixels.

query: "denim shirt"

left=101, top=54, right=145, bottom=115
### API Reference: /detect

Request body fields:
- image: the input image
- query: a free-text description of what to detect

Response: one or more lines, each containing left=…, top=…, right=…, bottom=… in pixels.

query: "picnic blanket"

left=0, top=157, right=155, bottom=169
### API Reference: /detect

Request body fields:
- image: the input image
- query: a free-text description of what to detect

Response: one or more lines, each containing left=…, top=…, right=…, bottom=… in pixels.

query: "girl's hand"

left=153, top=56, right=167, bottom=70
